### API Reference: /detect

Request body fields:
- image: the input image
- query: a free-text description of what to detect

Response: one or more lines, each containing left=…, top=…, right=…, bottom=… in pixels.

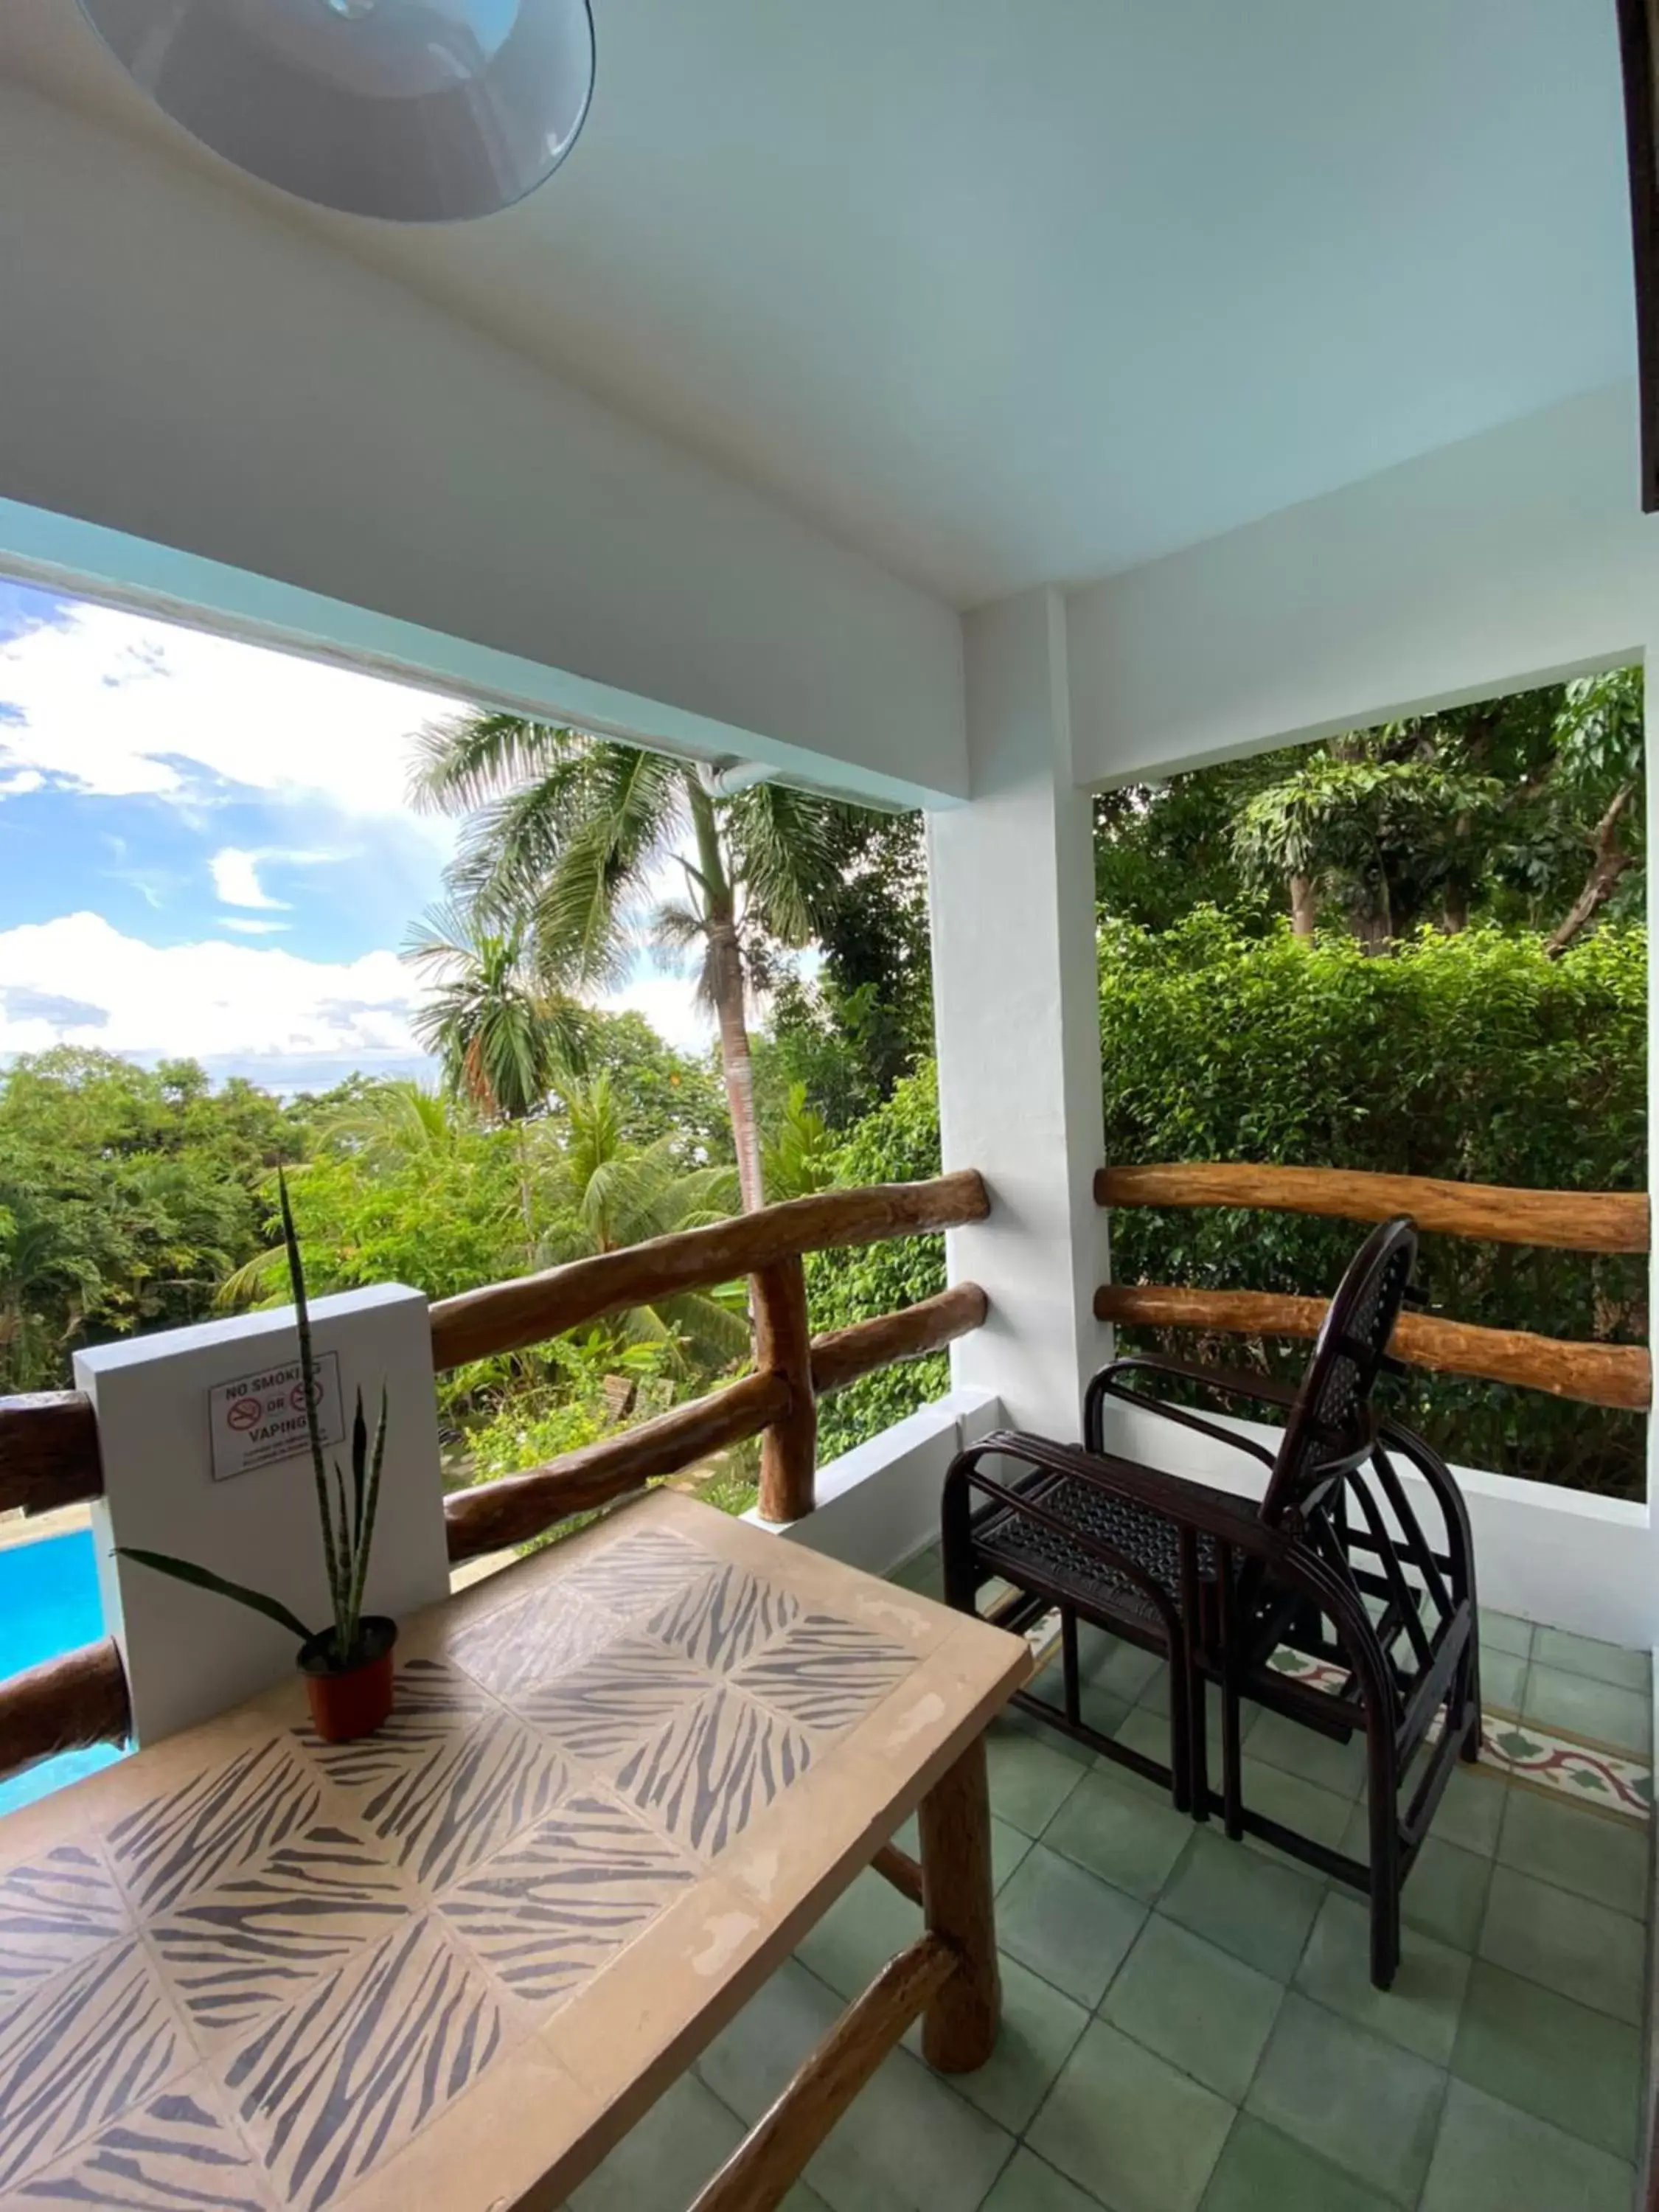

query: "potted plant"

left=119, top=1172, right=397, bottom=1742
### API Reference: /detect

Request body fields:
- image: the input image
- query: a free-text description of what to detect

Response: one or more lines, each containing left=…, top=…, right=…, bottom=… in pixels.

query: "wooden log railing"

left=0, top=1174, right=992, bottom=1781
left=1096, top=1161, right=1651, bottom=1411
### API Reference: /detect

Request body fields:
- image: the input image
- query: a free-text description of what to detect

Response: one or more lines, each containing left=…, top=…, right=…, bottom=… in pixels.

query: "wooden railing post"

left=754, top=1256, right=817, bottom=1523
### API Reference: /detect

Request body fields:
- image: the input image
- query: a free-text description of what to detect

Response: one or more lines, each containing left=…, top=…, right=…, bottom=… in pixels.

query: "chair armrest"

left=1102, top=1354, right=1298, bottom=1413
left=1085, top=1358, right=1281, bottom=1472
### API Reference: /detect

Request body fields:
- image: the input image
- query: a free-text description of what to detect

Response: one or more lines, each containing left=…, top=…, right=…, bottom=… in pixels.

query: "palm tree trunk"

left=689, top=782, right=767, bottom=1212
left=1289, top=874, right=1317, bottom=939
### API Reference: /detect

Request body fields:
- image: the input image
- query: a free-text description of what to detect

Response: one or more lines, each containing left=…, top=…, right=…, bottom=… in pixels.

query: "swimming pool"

left=0, top=1527, right=125, bottom=1815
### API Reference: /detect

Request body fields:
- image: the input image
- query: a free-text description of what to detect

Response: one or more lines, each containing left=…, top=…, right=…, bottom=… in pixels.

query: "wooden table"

left=0, top=1492, right=1029, bottom=2212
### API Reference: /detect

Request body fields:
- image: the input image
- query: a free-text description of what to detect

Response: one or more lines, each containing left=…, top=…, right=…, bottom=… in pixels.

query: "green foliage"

left=1098, top=911, right=1648, bottom=1495
left=0, top=1048, right=299, bottom=1391
left=762, top=1082, right=837, bottom=1200
left=807, top=1065, right=950, bottom=1458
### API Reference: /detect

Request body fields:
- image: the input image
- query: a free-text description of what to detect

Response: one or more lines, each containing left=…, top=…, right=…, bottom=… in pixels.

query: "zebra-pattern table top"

left=0, top=1491, right=1028, bottom=2212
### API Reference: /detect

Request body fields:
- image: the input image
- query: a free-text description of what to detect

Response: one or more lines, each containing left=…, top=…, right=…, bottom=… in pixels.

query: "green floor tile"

left=1479, top=1610, right=1534, bottom=1660
left=1079, top=1629, right=1165, bottom=1703
left=1294, top=1891, right=1470, bottom=2065
left=1478, top=1864, right=1645, bottom=2023
left=1495, top=1784, right=1651, bottom=1919
left=1419, top=2080, right=1635, bottom=2212
left=1478, top=1646, right=1526, bottom=1711
left=569, top=2073, right=745, bottom=2212
left=908, top=1955, right=1088, bottom=2132
left=1026, top=2019, right=1234, bottom=2212
left=989, top=1722, right=1088, bottom=1837
left=1102, top=1914, right=1284, bottom=2101
left=695, top=1957, right=1015, bottom=2212
left=1532, top=1625, right=1649, bottom=1693
left=1336, top=1808, right=1496, bottom=1952
left=794, top=1866, right=923, bottom=2000
left=1043, top=1767, right=1194, bottom=1902
left=1019, top=1679, right=1133, bottom=1756
left=1245, top=1705, right=1368, bottom=1798
left=891, top=1545, right=945, bottom=1597
left=995, top=1843, right=1147, bottom=2007
left=1451, top=1960, right=1643, bottom=2162
left=1423, top=1761, right=1507, bottom=1857
left=893, top=1809, right=1034, bottom=1893
left=1110, top=1703, right=1194, bottom=1779
left=981, top=2149, right=1108, bottom=2212
left=1159, top=1829, right=1324, bottom=1981
left=1245, top=1993, right=1446, bottom=2206
left=1237, top=1759, right=1353, bottom=1853
left=1521, top=1661, right=1651, bottom=1756
left=1200, top=2116, right=1399, bottom=2212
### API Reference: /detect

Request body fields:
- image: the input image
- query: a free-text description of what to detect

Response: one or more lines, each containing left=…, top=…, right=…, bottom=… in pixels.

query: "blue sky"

left=0, top=582, right=708, bottom=1091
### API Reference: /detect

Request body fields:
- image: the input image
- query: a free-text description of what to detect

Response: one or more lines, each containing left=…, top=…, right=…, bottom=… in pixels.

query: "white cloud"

left=598, top=970, right=712, bottom=1054
left=0, top=914, right=422, bottom=1068
left=209, top=849, right=289, bottom=911
left=221, top=918, right=291, bottom=936
left=0, top=599, right=463, bottom=835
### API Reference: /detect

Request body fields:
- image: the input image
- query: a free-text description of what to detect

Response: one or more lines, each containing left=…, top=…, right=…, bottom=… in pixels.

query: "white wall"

left=0, top=83, right=966, bottom=807
left=1066, top=382, right=1656, bottom=785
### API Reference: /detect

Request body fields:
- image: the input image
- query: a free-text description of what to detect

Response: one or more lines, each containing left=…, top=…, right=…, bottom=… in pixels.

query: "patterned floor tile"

left=646, top=1563, right=801, bottom=1672
left=509, top=1636, right=714, bottom=1767
left=145, top=1817, right=414, bottom=2046
left=439, top=1786, right=694, bottom=2010
left=731, top=1615, right=915, bottom=1733
left=15, top=2068, right=276, bottom=2211
left=613, top=1686, right=815, bottom=1858
left=446, top=1587, right=622, bottom=1703
left=217, top=1912, right=504, bottom=2212
left=557, top=1528, right=719, bottom=1621
left=0, top=1938, right=186, bottom=2191
left=0, top=1840, right=130, bottom=2008
left=298, top=1707, right=568, bottom=1892
left=106, top=1740, right=324, bottom=1917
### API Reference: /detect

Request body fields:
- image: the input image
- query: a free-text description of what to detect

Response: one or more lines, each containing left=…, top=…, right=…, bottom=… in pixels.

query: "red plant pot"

left=298, top=1617, right=398, bottom=1743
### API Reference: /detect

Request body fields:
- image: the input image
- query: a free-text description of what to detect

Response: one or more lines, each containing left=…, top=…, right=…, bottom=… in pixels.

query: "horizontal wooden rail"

left=1096, top=1163, right=1649, bottom=1255
left=444, top=1371, right=792, bottom=1562
left=0, top=1391, right=103, bottom=1517
left=0, top=1638, right=129, bottom=1780
left=872, top=1840, right=925, bottom=1907
left=688, top=1934, right=956, bottom=2212
left=1095, top=1284, right=1652, bottom=1411
left=809, top=1283, right=988, bottom=1398
left=430, top=1172, right=988, bottom=1369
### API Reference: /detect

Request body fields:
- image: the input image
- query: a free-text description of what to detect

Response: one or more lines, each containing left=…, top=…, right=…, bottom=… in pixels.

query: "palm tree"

left=532, top=1073, right=746, bottom=1371
left=411, top=717, right=845, bottom=1211
left=403, top=902, right=585, bottom=1246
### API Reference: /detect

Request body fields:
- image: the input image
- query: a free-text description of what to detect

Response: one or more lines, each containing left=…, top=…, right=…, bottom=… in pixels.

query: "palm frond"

left=408, top=713, right=586, bottom=818
left=723, top=782, right=847, bottom=945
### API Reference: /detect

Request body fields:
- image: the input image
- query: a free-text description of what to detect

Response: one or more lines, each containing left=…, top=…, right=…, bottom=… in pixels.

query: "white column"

left=928, top=586, right=1109, bottom=1438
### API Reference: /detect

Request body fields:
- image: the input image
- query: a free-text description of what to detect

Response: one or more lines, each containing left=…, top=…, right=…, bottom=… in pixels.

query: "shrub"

left=807, top=1065, right=950, bottom=1459
left=1098, top=913, right=1647, bottom=1496
left=807, top=916, right=1646, bottom=1496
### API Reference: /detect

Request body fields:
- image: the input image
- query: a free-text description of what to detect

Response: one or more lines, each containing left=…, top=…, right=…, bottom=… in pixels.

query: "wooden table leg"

left=917, top=1733, right=1001, bottom=2072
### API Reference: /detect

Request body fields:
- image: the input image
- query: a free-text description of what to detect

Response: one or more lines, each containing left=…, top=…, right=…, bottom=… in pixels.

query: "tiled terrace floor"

left=567, top=1547, right=1654, bottom=2212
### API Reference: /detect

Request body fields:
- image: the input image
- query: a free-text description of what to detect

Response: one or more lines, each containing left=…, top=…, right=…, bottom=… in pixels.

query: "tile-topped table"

left=0, top=1491, right=1029, bottom=2212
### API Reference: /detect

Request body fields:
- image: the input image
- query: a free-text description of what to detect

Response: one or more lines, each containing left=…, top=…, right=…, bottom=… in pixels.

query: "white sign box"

left=208, top=1351, right=344, bottom=1481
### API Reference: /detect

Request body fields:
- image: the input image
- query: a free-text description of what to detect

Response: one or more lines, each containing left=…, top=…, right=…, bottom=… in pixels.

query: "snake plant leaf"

left=115, top=1548, right=316, bottom=1645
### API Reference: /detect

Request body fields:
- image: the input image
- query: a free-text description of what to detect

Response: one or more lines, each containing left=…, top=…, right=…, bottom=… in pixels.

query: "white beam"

left=0, top=84, right=966, bottom=809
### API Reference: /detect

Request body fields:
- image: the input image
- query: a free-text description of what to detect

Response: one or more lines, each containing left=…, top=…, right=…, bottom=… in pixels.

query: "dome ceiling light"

left=77, top=0, right=596, bottom=223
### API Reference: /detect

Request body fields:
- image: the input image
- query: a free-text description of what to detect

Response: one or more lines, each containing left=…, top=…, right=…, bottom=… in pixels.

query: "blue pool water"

left=0, top=1528, right=125, bottom=1815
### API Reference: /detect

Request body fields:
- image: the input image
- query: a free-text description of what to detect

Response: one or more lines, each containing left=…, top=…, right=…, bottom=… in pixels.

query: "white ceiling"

left=2, top=0, right=1639, bottom=606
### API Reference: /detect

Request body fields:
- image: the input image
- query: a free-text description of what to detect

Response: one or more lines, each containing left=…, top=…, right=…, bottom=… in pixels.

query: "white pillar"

left=77, top=1285, right=450, bottom=1743
left=928, top=587, right=1109, bottom=1437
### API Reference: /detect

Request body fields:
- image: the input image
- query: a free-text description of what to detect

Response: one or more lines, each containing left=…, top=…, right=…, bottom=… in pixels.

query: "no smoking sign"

left=208, top=1352, right=344, bottom=1482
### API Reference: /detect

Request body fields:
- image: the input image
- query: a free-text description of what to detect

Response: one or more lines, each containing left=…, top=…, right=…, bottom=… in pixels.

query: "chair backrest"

left=1258, top=1216, right=1418, bottom=1526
